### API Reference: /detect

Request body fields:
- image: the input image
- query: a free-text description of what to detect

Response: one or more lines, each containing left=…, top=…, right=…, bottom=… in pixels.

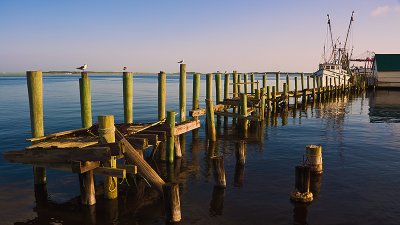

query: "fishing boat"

left=314, top=11, right=354, bottom=87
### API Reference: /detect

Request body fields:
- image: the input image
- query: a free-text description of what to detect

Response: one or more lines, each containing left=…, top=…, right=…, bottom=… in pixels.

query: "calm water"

left=0, top=74, right=400, bottom=225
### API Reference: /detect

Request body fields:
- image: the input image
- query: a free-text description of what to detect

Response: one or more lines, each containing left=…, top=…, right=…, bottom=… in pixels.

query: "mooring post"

left=215, top=72, right=222, bottom=104
left=301, top=73, right=305, bottom=91
left=291, top=165, right=313, bottom=203
left=312, top=77, right=316, bottom=100
left=305, top=145, right=323, bottom=174
left=206, top=73, right=213, bottom=101
left=192, top=73, right=200, bottom=138
left=276, top=72, right=280, bottom=93
left=282, top=83, right=288, bottom=109
left=158, top=71, right=166, bottom=121
left=79, top=169, right=96, bottom=205
left=233, top=70, right=238, bottom=98
left=123, top=72, right=133, bottom=124
left=224, top=73, right=230, bottom=127
left=307, top=75, right=310, bottom=90
left=27, top=71, right=46, bottom=185
left=205, top=99, right=217, bottom=141
left=240, top=93, right=248, bottom=137
left=79, top=72, right=92, bottom=128
left=260, top=88, right=266, bottom=120
left=263, top=73, right=267, bottom=90
left=267, top=86, right=271, bottom=110
left=98, top=115, right=117, bottom=199
left=272, top=86, right=277, bottom=111
left=235, top=140, right=246, bottom=165
left=286, top=74, right=290, bottom=93
left=251, top=73, right=255, bottom=94
left=166, top=111, right=176, bottom=163
left=243, top=73, right=248, bottom=94
left=237, top=73, right=242, bottom=94
left=211, top=156, right=226, bottom=188
left=179, top=64, right=186, bottom=123
left=163, top=183, right=181, bottom=223
left=294, top=77, right=298, bottom=97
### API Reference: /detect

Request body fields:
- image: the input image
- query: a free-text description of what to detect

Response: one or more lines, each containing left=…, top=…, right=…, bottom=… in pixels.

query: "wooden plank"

left=131, top=134, right=158, bottom=145
left=93, top=167, right=126, bottom=178
left=117, top=164, right=137, bottom=174
left=189, top=104, right=229, bottom=117
left=126, top=137, right=149, bottom=149
left=26, top=127, right=89, bottom=142
left=3, top=147, right=111, bottom=164
left=26, top=136, right=98, bottom=149
left=139, top=130, right=167, bottom=141
left=71, top=161, right=100, bottom=174
left=174, top=119, right=200, bottom=136
left=115, top=128, right=165, bottom=193
left=214, top=110, right=258, bottom=120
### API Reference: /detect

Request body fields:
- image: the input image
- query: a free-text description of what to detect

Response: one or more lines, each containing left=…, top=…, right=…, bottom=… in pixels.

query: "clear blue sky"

left=1, top=0, right=399, bottom=73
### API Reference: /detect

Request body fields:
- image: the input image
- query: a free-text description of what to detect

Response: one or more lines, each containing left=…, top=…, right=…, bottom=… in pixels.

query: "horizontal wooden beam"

left=126, top=137, right=149, bottom=149
left=71, top=161, right=100, bottom=174
left=139, top=130, right=166, bottom=141
left=93, top=167, right=126, bottom=178
left=26, top=127, right=89, bottom=142
left=174, top=119, right=200, bottom=136
left=3, top=147, right=111, bottom=164
left=117, top=164, right=137, bottom=174
left=131, top=134, right=158, bottom=145
left=189, top=104, right=228, bottom=117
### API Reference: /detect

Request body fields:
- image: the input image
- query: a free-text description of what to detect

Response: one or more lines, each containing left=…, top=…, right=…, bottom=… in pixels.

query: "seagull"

left=123, top=66, right=127, bottom=71
left=76, top=64, right=87, bottom=71
left=177, top=60, right=184, bottom=64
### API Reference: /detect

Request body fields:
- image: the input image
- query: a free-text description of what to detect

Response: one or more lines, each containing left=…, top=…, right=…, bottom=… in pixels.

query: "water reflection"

left=209, top=187, right=225, bottom=216
left=368, top=90, right=400, bottom=123
left=292, top=202, right=309, bottom=225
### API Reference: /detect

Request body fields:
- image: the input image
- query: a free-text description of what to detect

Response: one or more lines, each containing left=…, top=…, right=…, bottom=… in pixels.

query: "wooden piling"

left=166, top=111, right=176, bottom=163
left=193, top=73, right=200, bottom=110
left=260, top=88, right=265, bottom=119
left=286, top=74, right=290, bottom=93
left=79, top=170, right=96, bottom=205
left=291, top=165, right=313, bottom=203
left=263, top=73, right=267, bottom=90
left=305, top=145, right=323, bottom=174
left=123, top=72, right=133, bottom=124
left=98, top=115, right=117, bottom=199
left=163, top=183, right=181, bottom=222
left=27, top=71, right=46, bottom=185
left=307, top=75, right=310, bottom=90
left=224, top=73, right=230, bottom=127
left=206, top=73, right=213, bottom=101
left=233, top=70, right=238, bottom=98
left=251, top=73, right=255, bottom=94
left=205, top=99, right=217, bottom=141
left=240, top=93, right=248, bottom=117
left=235, top=141, right=246, bottom=165
left=243, top=73, right=248, bottom=94
left=179, top=64, right=186, bottom=123
left=272, top=86, right=277, bottom=111
left=79, top=72, right=92, bottom=128
left=294, top=77, right=298, bottom=96
left=211, top=156, right=226, bottom=188
left=158, top=71, right=166, bottom=121
left=266, top=86, right=271, bottom=110
left=282, top=83, right=288, bottom=108
left=301, top=73, right=305, bottom=91
left=215, top=72, right=222, bottom=104
left=276, top=72, right=280, bottom=93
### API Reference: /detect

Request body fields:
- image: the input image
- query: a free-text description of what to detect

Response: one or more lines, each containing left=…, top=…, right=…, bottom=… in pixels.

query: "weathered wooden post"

left=243, top=73, right=248, bottom=94
left=233, top=70, right=238, bottom=98
left=192, top=73, right=200, bottom=138
left=123, top=72, right=133, bottom=124
left=211, top=156, right=226, bottom=188
left=224, top=73, right=230, bottom=127
left=282, top=83, right=288, bottom=109
left=206, top=73, right=213, bottom=101
left=158, top=71, right=166, bottom=121
left=27, top=71, right=46, bottom=185
left=294, top=77, right=298, bottom=97
left=215, top=72, right=222, bottom=104
left=79, top=168, right=96, bottom=205
left=237, top=73, right=242, bottom=94
left=312, top=77, right=316, bottom=100
left=163, top=183, right=181, bottom=223
left=79, top=72, right=92, bottom=128
left=179, top=64, right=186, bottom=123
left=291, top=165, right=313, bottom=203
left=166, top=111, right=176, bottom=163
left=286, top=74, right=290, bottom=93
left=272, top=86, right=277, bottom=111
left=251, top=73, right=255, bottom=94
left=205, top=99, right=216, bottom=141
left=266, top=86, right=271, bottom=110
left=307, top=75, right=310, bottom=90
left=301, top=73, right=305, bottom=91
left=305, top=145, right=323, bottom=174
left=235, top=140, right=246, bottom=165
left=276, top=72, right=280, bottom=93
left=260, top=88, right=266, bottom=120
left=263, top=73, right=267, bottom=90
left=98, top=115, right=117, bottom=199
left=240, top=93, right=248, bottom=137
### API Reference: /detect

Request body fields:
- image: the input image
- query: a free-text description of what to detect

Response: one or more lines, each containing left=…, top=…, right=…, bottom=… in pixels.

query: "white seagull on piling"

left=177, top=60, right=184, bottom=64
left=76, top=64, right=88, bottom=71
left=123, top=66, right=127, bottom=71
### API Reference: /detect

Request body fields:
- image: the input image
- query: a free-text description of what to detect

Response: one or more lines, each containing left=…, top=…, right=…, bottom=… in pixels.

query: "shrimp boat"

left=314, top=11, right=354, bottom=87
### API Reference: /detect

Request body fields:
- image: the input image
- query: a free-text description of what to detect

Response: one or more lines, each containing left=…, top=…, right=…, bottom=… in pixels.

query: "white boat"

left=313, top=12, right=354, bottom=87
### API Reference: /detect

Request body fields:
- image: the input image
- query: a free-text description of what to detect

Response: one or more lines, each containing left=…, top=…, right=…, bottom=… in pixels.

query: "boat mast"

left=327, top=14, right=335, bottom=63
left=344, top=11, right=354, bottom=52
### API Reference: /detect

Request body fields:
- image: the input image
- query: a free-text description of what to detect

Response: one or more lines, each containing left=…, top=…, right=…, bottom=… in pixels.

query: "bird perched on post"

left=123, top=66, right=127, bottom=71
left=76, top=64, right=88, bottom=71
left=177, top=60, right=184, bottom=64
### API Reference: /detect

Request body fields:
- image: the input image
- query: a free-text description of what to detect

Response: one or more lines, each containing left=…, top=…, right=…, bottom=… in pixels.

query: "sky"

left=0, top=0, right=399, bottom=73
